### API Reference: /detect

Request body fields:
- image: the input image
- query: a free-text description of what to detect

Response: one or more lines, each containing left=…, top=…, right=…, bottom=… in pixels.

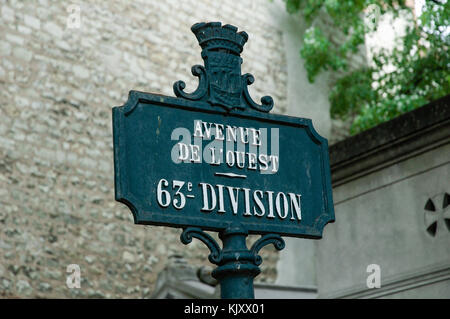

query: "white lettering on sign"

left=171, top=120, right=280, bottom=174
left=155, top=178, right=302, bottom=222
left=198, top=182, right=301, bottom=221
left=162, top=120, right=303, bottom=223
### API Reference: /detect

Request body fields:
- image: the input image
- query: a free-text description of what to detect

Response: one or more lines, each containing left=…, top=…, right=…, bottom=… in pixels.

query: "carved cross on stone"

left=424, top=193, right=450, bottom=237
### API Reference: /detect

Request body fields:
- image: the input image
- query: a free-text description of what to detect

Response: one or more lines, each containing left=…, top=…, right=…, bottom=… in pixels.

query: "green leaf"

left=279, top=0, right=450, bottom=135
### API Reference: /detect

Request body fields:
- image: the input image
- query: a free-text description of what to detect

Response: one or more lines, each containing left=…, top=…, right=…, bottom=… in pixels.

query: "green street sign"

left=113, top=22, right=334, bottom=239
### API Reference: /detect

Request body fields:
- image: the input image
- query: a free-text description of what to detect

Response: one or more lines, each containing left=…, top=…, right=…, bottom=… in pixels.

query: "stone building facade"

left=0, top=0, right=339, bottom=298
left=320, top=96, right=450, bottom=298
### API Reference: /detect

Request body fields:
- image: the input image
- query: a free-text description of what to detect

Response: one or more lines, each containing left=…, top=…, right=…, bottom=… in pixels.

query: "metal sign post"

left=112, top=22, right=335, bottom=299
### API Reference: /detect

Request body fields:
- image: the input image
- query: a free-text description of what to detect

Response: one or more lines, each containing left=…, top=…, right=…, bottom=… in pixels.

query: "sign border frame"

left=113, top=90, right=335, bottom=239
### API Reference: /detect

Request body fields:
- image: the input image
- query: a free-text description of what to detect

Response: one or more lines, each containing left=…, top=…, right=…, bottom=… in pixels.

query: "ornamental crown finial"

left=191, top=22, right=248, bottom=55
left=173, top=22, right=273, bottom=113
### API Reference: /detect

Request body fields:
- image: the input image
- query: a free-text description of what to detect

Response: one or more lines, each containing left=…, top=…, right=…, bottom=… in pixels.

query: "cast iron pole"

left=181, top=224, right=285, bottom=299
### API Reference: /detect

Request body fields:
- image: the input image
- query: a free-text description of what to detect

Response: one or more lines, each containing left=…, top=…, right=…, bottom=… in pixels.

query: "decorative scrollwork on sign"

left=173, top=65, right=208, bottom=101
left=173, top=22, right=274, bottom=113
left=242, top=73, right=274, bottom=113
left=180, top=227, right=222, bottom=264
left=250, top=234, right=285, bottom=266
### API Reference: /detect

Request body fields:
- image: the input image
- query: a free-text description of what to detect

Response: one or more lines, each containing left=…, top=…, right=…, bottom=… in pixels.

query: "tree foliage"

left=283, top=0, right=450, bottom=134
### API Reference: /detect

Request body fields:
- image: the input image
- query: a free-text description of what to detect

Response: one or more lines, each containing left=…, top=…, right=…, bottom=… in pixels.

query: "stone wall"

left=0, top=0, right=289, bottom=298
left=317, top=96, right=450, bottom=298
